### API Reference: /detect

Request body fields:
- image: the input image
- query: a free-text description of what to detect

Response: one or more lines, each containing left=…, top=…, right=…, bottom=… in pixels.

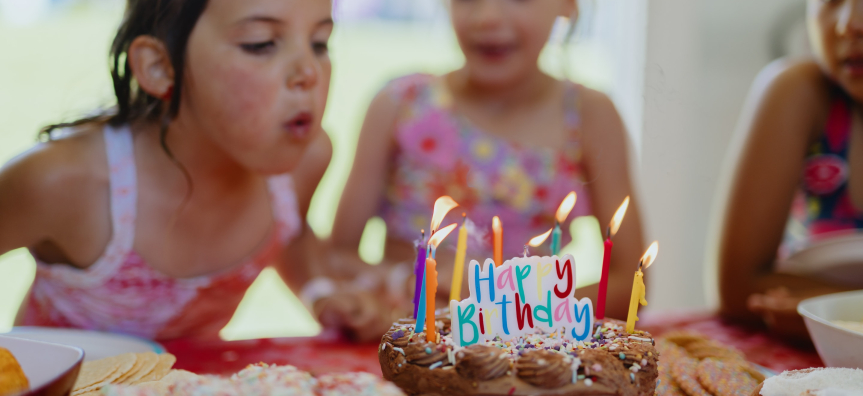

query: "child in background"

left=332, top=0, right=645, bottom=326
left=719, top=0, right=863, bottom=339
left=0, top=0, right=368, bottom=340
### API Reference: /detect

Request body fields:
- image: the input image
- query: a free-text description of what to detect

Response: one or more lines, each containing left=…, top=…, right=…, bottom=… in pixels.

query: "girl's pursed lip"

left=283, top=112, right=313, bottom=140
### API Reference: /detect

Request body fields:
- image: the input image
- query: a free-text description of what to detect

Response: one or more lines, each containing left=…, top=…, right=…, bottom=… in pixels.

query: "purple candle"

left=413, top=230, right=426, bottom=319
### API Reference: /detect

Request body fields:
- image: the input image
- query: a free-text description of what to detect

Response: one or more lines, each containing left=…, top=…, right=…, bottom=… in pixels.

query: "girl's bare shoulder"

left=754, top=58, right=832, bottom=113
left=0, top=123, right=109, bottom=224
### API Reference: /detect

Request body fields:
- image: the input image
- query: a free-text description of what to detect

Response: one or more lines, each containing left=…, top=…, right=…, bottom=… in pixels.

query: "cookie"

left=669, top=357, right=711, bottom=396
left=662, top=332, right=709, bottom=349
left=656, top=361, right=686, bottom=396
left=696, top=358, right=759, bottom=396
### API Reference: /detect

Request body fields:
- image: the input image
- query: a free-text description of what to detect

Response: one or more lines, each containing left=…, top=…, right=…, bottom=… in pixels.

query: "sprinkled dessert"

left=379, top=316, right=659, bottom=396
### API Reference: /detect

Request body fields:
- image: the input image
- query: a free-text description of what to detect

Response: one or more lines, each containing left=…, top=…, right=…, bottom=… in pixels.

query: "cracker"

left=73, top=353, right=136, bottom=394
left=669, top=357, right=711, bottom=396
left=132, top=353, right=176, bottom=385
left=696, top=358, right=759, bottom=396
left=117, top=352, right=159, bottom=385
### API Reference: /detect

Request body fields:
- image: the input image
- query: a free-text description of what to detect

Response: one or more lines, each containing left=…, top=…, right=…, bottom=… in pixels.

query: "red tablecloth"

left=163, top=313, right=823, bottom=376
left=162, top=330, right=381, bottom=377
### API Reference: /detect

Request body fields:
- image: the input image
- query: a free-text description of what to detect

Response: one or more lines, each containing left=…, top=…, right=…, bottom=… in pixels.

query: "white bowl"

left=0, top=335, right=84, bottom=396
left=6, top=327, right=163, bottom=361
left=798, top=290, right=863, bottom=368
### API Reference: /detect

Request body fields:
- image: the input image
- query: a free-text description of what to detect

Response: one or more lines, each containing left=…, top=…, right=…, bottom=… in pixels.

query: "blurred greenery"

left=0, top=5, right=604, bottom=339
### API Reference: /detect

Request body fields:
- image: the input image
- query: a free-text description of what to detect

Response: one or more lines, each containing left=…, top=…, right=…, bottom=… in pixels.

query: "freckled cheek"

left=211, top=68, right=282, bottom=146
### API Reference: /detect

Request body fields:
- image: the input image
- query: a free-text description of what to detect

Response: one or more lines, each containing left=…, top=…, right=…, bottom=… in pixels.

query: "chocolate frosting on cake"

left=516, top=350, right=575, bottom=388
left=405, top=342, right=449, bottom=367
left=455, top=345, right=511, bottom=381
left=379, top=318, right=659, bottom=396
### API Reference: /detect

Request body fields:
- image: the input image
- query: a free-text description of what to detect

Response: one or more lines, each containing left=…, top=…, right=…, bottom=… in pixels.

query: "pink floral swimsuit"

left=22, top=124, right=302, bottom=340
left=781, top=92, right=863, bottom=258
left=377, top=74, right=593, bottom=258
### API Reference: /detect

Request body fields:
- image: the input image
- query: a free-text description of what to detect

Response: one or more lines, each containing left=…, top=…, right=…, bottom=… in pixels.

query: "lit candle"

left=551, top=192, right=577, bottom=256
left=416, top=196, right=459, bottom=332
left=425, top=223, right=458, bottom=342
left=528, top=228, right=552, bottom=253
left=449, top=214, right=469, bottom=302
left=413, top=230, right=426, bottom=319
left=597, top=196, right=630, bottom=320
left=492, top=216, right=503, bottom=266
left=626, top=241, right=657, bottom=333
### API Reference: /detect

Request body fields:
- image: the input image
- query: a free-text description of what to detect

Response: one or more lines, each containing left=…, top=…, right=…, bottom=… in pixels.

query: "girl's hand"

left=747, top=287, right=810, bottom=341
left=314, top=286, right=399, bottom=343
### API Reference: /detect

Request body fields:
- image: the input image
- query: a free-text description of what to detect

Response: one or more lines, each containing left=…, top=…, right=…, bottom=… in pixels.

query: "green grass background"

left=0, top=4, right=604, bottom=340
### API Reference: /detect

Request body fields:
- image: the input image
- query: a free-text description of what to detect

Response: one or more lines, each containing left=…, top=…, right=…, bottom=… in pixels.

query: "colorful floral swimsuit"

left=377, top=74, right=593, bottom=258
left=780, top=92, right=863, bottom=258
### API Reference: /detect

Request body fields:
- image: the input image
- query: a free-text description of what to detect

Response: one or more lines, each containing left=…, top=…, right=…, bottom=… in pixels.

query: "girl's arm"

left=576, top=88, right=646, bottom=321
left=331, top=90, right=401, bottom=258
left=719, top=59, right=852, bottom=332
left=275, top=132, right=333, bottom=292
left=0, top=134, right=109, bottom=262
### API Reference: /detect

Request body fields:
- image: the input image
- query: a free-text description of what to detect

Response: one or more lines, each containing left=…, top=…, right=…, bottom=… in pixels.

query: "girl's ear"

left=128, top=36, right=175, bottom=99
left=562, top=0, right=579, bottom=21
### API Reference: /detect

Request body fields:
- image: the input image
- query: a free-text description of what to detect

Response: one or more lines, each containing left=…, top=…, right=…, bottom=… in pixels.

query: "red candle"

left=597, top=196, right=630, bottom=320
left=597, top=235, right=613, bottom=319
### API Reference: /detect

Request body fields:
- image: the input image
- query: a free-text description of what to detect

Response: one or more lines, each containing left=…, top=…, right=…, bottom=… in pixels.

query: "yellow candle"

left=492, top=216, right=503, bottom=267
left=450, top=214, right=468, bottom=302
left=626, top=242, right=658, bottom=334
left=625, top=268, right=647, bottom=333
left=425, top=255, right=439, bottom=342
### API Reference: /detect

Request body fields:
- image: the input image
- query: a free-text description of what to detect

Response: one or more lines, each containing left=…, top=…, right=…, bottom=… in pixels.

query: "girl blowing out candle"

left=0, top=0, right=366, bottom=340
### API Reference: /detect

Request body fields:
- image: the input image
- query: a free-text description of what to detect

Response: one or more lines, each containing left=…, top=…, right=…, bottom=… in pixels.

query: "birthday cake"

left=379, top=255, right=659, bottom=396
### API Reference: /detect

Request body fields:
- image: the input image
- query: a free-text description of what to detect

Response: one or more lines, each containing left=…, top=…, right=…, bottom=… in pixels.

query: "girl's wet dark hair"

left=40, top=0, right=209, bottom=142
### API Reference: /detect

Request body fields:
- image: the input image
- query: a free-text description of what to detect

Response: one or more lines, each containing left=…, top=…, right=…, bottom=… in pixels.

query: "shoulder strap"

left=824, top=91, right=853, bottom=153
left=267, top=174, right=302, bottom=244
left=563, top=82, right=583, bottom=131
left=102, top=124, right=138, bottom=253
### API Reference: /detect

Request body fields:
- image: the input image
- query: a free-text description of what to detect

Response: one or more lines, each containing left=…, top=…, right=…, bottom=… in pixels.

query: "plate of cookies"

left=656, top=332, right=771, bottom=396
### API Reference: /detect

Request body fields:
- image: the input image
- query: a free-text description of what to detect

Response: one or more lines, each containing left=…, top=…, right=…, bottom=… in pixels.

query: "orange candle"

left=492, top=216, right=503, bottom=266
left=425, top=254, right=438, bottom=342
left=425, top=223, right=458, bottom=342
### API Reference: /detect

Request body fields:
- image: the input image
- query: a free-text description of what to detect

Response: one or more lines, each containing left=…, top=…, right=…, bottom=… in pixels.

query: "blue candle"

left=415, top=248, right=432, bottom=333
left=551, top=222, right=562, bottom=256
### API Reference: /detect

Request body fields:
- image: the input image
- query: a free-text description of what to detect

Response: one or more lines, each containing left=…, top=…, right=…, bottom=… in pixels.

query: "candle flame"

left=528, top=228, right=553, bottom=247
left=555, top=192, right=577, bottom=224
left=430, top=196, right=459, bottom=233
left=609, top=196, right=630, bottom=238
left=640, top=241, right=659, bottom=270
left=429, top=223, right=458, bottom=248
left=492, top=216, right=502, bottom=234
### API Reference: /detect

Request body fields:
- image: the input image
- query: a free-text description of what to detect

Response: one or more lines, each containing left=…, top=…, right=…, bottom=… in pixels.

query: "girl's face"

left=809, top=0, right=863, bottom=100
left=450, top=0, right=574, bottom=87
left=181, top=0, right=332, bottom=174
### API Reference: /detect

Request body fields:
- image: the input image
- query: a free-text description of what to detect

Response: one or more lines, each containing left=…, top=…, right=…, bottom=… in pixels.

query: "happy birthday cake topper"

left=449, top=254, right=594, bottom=348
